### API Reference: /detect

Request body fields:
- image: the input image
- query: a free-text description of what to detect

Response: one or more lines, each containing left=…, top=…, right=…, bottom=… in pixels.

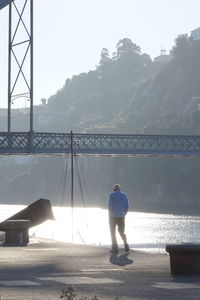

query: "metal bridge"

left=1, top=131, right=200, bottom=156
left=0, top=1, right=200, bottom=157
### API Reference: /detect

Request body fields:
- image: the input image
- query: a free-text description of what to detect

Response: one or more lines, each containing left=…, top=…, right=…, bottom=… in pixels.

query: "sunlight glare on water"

left=1, top=205, right=200, bottom=254
left=30, top=207, right=111, bottom=245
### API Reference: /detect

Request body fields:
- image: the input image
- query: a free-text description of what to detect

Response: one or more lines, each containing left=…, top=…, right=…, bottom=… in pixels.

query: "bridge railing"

left=1, top=131, right=200, bottom=156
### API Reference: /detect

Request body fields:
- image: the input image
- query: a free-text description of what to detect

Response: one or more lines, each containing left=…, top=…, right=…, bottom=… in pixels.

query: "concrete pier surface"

left=0, top=236, right=200, bottom=300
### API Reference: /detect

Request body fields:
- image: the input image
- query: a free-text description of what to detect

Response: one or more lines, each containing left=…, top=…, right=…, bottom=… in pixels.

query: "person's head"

left=113, top=184, right=121, bottom=191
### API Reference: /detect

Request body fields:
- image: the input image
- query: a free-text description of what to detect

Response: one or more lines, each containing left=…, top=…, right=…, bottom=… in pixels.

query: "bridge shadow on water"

left=109, top=253, right=134, bottom=266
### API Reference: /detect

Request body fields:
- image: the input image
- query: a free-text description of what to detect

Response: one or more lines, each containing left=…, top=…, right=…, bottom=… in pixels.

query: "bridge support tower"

left=7, top=0, right=33, bottom=132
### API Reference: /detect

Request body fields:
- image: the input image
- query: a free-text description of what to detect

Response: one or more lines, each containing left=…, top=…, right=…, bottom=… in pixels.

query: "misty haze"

left=2, top=2, right=200, bottom=300
left=0, top=34, right=200, bottom=215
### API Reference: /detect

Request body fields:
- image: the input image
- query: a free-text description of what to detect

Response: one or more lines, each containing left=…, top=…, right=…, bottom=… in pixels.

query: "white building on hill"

left=191, top=27, right=200, bottom=41
left=154, top=49, right=172, bottom=63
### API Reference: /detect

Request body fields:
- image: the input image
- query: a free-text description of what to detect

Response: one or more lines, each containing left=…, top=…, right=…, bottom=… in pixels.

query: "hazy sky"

left=0, top=0, right=200, bottom=108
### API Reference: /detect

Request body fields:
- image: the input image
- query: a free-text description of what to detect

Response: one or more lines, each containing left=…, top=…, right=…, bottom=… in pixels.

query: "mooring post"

left=2, top=220, right=31, bottom=246
left=166, top=244, right=200, bottom=275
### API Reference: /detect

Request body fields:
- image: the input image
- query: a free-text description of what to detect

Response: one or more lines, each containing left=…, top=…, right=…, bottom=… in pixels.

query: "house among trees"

left=154, top=49, right=172, bottom=63
left=191, top=27, right=200, bottom=41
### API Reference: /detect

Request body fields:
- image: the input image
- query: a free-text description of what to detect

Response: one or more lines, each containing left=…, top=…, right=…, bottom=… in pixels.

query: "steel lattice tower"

left=0, top=0, right=33, bottom=132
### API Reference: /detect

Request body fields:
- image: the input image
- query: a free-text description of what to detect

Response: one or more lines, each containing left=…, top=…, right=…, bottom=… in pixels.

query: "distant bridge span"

left=0, top=131, right=200, bottom=157
left=0, top=2, right=200, bottom=158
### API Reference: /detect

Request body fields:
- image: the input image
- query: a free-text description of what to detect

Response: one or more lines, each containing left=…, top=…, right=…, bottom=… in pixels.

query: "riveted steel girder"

left=0, top=132, right=200, bottom=157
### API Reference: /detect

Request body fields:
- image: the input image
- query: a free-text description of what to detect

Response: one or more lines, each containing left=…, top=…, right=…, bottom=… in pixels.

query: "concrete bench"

left=1, top=219, right=31, bottom=246
left=166, top=244, right=200, bottom=275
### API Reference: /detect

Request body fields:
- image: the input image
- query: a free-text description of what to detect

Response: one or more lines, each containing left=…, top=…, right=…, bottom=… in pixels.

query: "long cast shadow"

left=109, top=253, right=134, bottom=266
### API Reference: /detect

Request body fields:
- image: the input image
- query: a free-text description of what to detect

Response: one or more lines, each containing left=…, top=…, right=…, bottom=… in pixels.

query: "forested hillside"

left=40, top=35, right=200, bottom=134
left=1, top=34, right=200, bottom=215
left=46, top=38, right=154, bottom=132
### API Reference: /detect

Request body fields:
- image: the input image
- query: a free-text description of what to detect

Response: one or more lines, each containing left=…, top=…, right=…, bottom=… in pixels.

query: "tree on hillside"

left=99, top=48, right=110, bottom=66
left=112, top=38, right=144, bottom=85
left=98, top=47, right=113, bottom=84
left=170, top=34, right=191, bottom=59
left=116, top=38, right=141, bottom=59
left=170, top=33, right=200, bottom=95
left=141, top=53, right=152, bottom=66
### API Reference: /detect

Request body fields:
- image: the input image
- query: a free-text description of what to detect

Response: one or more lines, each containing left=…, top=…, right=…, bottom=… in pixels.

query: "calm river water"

left=1, top=205, right=200, bottom=254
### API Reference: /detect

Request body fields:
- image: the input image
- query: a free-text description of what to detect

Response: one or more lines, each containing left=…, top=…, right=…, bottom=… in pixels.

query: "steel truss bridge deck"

left=1, top=132, right=200, bottom=156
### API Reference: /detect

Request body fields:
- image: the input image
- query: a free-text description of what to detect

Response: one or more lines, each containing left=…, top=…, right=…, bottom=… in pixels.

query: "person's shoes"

left=125, top=244, right=130, bottom=252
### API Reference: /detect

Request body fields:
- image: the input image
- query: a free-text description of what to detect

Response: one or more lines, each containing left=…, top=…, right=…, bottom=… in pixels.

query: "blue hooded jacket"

left=108, top=190, right=129, bottom=217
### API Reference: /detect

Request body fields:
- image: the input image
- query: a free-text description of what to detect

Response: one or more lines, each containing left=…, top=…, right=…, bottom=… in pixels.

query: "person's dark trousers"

left=109, top=216, right=129, bottom=251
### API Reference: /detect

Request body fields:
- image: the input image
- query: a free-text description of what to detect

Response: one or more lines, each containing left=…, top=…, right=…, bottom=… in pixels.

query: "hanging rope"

left=74, top=155, right=87, bottom=209
left=56, top=156, right=69, bottom=206
left=61, top=157, right=70, bottom=205
left=79, top=158, right=90, bottom=209
left=74, top=155, right=90, bottom=243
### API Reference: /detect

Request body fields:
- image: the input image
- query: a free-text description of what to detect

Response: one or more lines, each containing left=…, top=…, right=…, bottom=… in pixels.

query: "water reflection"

left=1, top=205, right=200, bottom=254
